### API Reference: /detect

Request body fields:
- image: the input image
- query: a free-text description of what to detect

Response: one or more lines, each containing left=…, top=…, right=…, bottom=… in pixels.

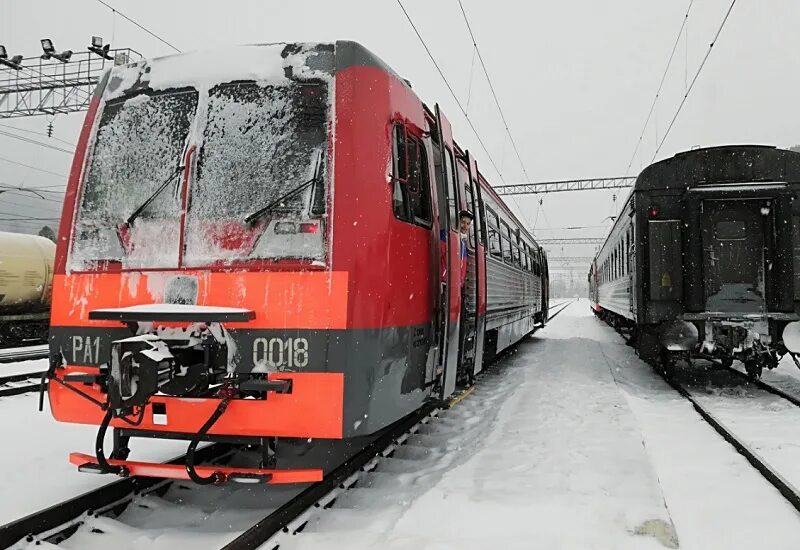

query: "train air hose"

left=185, top=391, right=233, bottom=484
left=95, top=409, right=126, bottom=475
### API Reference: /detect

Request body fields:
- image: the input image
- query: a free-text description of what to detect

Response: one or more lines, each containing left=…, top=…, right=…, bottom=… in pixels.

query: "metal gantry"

left=493, top=177, right=636, bottom=196
left=546, top=256, right=595, bottom=265
left=538, top=237, right=604, bottom=245
left=0, top=48, right=141, bottom=119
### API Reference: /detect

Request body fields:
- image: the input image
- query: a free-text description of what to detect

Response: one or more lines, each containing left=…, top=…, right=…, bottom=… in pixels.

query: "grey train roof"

left=634, top=145, right=800, bottom=192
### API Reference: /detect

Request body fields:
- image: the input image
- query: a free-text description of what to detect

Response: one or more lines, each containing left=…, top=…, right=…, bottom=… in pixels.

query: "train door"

left=459, top=152, right=486, bottom=380
left=433, top=104, right=461, bottom=399
left=701, top=199, right=767, bottom=313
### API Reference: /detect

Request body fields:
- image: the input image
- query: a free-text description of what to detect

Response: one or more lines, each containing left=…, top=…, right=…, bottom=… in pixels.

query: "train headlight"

left=782, top=322, right=800, bottom=353
left=658, top=320, right=699, bottom=351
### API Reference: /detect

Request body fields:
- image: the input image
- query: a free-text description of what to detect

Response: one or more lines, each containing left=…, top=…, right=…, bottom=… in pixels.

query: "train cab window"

left=392, top=124, right=432, bottom=227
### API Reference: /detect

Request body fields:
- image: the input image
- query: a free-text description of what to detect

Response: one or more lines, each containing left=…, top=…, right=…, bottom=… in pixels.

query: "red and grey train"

left=590, top=145, right=800, bottom=378
left=45, top=41, right=548, bottom=484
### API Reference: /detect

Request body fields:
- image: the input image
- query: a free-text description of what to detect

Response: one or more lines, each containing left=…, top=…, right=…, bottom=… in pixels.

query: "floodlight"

left=40, top=38, right=55, bottom=56
left=89, top=36, right=113, bottom=60
left=0, top=46, right=22, bottom=70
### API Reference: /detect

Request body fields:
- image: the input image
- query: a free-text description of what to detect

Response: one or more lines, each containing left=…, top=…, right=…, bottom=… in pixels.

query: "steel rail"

left=0, top=444, right=228, bottom=549
left=659, top=372, right=800, bottom=514
left=0, top=370, right=45, bottom=397
left=0, top=344, right=49, bottom=364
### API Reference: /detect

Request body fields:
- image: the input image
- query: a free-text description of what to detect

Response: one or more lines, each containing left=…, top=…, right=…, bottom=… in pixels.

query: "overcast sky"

left=1, top=0, right=798, bottom=272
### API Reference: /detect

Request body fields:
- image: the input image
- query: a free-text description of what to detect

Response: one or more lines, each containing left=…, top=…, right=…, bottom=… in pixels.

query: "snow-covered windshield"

left=70, top=89, right=199, bottom=270
left=183, top=81, right=328, bottom=266
left=69, top=79, right=329, bottom=271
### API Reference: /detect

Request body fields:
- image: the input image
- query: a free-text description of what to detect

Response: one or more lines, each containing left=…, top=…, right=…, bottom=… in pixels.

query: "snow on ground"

left=283, top=300, right=678, bottom=550
left=574, top=304, right=800, bottom=550
left=5, top=301, right=800, bottom=549
left=0, top=357, right=48, bottom=377
left=0, top=393, right=187, bottom=526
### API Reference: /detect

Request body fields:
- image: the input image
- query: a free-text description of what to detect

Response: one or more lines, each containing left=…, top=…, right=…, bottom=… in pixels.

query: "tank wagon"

left=45, top=41, right=549, bottom=484
left=590, top=145, right=800, bottom=378
left=0, top=231, right=55, bottom=345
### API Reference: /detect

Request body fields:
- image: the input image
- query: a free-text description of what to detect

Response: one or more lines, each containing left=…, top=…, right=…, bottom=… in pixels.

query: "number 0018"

left=252, top=337, right=309, bottom=370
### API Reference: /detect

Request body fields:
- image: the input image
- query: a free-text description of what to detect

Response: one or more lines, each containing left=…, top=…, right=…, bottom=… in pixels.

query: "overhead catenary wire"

left=456, top=0, right=531, bottom=181
left=624, top=0, right=695, bottom=176
left=0, top=157, right=68, bottom=179
left=94, top=0, right=182, bottom=53
left=0, top=129, right=75, bottom=155
left=395, top=0, right=505, bottom=184
left=652, top=0, right=737, bottom=162
left=0, top=123, right=75, bottom=148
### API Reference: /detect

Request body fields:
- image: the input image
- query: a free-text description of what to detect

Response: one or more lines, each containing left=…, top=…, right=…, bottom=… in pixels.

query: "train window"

left=502, top=240, right=512, bottom=265
left=794, top=216, right=800, bottom=301
left=512, top=245, right=521, bottom=268
left=489, top=229, right=502, bottom=259
left=461, top=164, right=476, bottom=247
left=716, top=220, right=747, bottom=240
left=444, top=148, right=458, bottom=230
left=392, top=125, right=432, bottom=227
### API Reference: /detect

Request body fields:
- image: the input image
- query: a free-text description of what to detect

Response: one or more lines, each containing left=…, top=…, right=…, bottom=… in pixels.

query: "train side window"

left=444, top=148, right=458, bottom=230
left=487, top=207, right=502, bottom=259
left=500, top=220, right=513, bottom=264
left=512, top=244, right=521, bottom=268
left=392, top=124, right=432, bottom=227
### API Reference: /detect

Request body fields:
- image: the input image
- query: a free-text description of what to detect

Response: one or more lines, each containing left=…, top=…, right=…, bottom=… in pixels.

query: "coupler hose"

left=185, top=387, right=234, bottom=484
left=95, top=408, right=126, bottom=475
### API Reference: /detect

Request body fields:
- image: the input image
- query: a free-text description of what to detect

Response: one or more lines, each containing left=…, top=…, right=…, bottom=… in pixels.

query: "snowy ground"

left=4, top=300, right=800, bottom=549
left=0, top=357, right=47, bottom=377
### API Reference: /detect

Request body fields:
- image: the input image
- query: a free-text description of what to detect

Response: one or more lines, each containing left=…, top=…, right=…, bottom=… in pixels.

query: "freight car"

left=0, top=231, right=55, bottom=346
left=590, top=145, right=800, bottom=378
left=45, top=41, right=548, bottom=484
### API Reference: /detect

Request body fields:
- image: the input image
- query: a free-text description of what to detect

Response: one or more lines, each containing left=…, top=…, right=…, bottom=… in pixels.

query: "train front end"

left=47, top=43, right=346, bottom=484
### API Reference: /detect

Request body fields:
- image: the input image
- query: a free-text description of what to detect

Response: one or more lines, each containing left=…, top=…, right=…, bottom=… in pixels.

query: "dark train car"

left=590, top=145, right=800, bottom=378
left=45, top=41, right=547, bottom=484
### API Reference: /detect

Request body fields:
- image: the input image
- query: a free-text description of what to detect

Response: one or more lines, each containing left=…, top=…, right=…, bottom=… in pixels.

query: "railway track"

left=0, top=344, right=48, bottom=365
left=0, top=371, right=45, bottom=398
left=658, top=369, right=800, bottom=515
left=1, top=303, right=567, bottom=549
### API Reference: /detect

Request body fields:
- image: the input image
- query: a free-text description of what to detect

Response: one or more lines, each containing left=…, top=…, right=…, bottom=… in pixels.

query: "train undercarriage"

left=594, top=306, right=800, bottom=380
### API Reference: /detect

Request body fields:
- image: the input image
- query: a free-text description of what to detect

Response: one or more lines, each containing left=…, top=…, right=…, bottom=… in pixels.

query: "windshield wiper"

left=125, top=164, right=185, bottom=226
left=244, top=151, right=323, bottom=226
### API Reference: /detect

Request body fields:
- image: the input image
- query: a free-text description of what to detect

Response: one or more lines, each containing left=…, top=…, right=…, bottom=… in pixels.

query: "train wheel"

left=657, top=349, right=676, bottom=379
left=744, top=359, right=762, bottom=381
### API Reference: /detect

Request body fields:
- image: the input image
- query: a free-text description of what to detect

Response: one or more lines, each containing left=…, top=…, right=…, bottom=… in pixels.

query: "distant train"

left=0, top=231, right=55, bottom=346
left=46, top=41, right=549, bottom=484
left=590, top=145, right=800, bottom=379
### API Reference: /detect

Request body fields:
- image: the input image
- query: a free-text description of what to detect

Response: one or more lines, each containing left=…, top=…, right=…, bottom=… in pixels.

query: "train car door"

left=701, top=199, right=767, bottom=313
left=459, top=152, right=486, bottom=380
left=433, top=104, right=461, bottom=399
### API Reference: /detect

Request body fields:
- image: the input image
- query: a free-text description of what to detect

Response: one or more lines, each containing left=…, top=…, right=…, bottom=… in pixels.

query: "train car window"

left=716, top=220, right=747, bottom=240
left=512, top=244, right=521, bottom=268
left=444, top=148, right=458, bottom=230
left=794, top=216, right=800, bottom=301
left=391, top=125, right=432, bottom=228
left=487, top=207, right=502, bottom=259
left=461, top=164, right=476, bottom=247
left=501, top=239, right=512, bottom=265
left=489, top=229, right=502, bottom=258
